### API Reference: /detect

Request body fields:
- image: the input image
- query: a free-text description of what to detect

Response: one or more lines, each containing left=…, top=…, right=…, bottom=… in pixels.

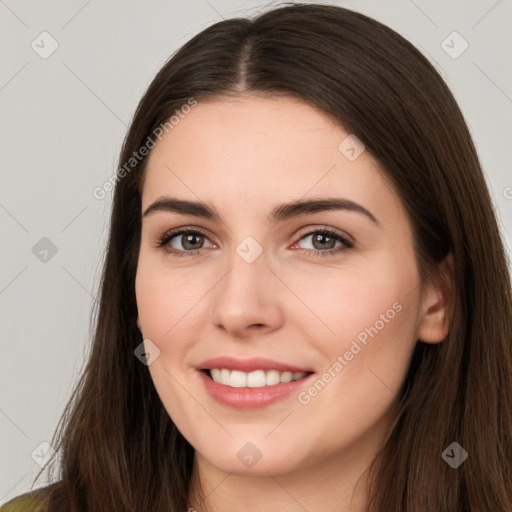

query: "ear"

left=137, top=316, right=142, bottom=331
left=416, top=253, right=454, bottom=344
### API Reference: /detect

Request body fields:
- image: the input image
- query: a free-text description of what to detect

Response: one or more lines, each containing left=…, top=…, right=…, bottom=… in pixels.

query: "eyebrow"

left=142, top=196, right=380, bottom=227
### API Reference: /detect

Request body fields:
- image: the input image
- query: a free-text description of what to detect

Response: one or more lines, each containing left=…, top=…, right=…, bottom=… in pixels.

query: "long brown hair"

left=13, top=3, right=512, bottom=511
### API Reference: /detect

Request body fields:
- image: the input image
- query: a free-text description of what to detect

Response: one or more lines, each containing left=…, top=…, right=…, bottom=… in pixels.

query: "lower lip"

left=197, top=370, right=315, bottom=409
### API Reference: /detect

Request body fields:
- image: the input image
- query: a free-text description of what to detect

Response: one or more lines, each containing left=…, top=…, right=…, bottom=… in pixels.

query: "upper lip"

left=197, top=356, right=313, bottom=374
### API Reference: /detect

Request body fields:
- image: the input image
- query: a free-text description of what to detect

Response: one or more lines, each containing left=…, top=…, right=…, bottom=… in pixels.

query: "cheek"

left=291, top=261, right=417, bottom=342
left=135, top=280, right=173, bottom=341
left=135, top=263, right=205, bottom=425
left=135, top=260, right=209, bottom=344
left=291, top=257, right=420, bottom=391
left=290, top=275, right=419, bottom=451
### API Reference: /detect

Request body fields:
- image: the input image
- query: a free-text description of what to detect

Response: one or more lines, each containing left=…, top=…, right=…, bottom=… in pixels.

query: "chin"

left=192, top=434, right=309, bottom=477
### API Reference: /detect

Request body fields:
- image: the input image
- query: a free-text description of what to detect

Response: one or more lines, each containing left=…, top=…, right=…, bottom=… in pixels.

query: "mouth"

left=201, top=368, right=313, bottom=388
left=196, top=356, right=315, bottom=409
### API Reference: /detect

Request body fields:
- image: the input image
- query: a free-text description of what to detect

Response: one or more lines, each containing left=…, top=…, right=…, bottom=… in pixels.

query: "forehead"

left=141, top=95, right=401, bottom=223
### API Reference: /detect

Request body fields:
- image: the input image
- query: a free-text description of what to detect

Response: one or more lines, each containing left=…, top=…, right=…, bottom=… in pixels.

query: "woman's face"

left=135, top=95, right=441, bottom=478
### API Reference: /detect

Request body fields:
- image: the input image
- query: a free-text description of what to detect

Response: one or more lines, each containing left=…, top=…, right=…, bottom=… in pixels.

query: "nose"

left=211, top=247, right=284, bottom=339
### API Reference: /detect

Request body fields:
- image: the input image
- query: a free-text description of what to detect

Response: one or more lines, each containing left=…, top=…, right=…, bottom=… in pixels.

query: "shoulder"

left=0, top=494, right=45, bottom=512
left=0, top=482, right=69, bottom=512
left=0, top=483, right=61, bottom=512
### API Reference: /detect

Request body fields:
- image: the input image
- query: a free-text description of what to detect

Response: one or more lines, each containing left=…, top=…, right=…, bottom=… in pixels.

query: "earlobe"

left=416, top=253, right=455, bottom=344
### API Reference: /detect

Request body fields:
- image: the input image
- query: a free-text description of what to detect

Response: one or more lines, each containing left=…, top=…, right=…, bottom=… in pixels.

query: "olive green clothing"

left=0, top=495, right=45, bottom=512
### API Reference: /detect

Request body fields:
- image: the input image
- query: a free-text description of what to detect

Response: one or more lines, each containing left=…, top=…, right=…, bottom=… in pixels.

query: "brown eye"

left=155, top=228, right=215, bottom=256
left=293, top=228, right=353, bottom=257
left=174, top=232, right=205, bottom=251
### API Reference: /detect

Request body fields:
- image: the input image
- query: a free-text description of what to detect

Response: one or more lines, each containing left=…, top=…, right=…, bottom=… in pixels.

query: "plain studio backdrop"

left=0, top=0, right=511, bottom=504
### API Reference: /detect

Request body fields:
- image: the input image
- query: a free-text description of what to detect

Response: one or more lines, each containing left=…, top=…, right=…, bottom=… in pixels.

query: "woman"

left=3, top=3, right=511, bottom=511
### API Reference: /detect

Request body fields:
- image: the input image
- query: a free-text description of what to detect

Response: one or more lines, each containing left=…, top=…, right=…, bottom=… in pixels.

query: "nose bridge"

left=211, top=235, right=282, bottom=335
left=220, top=237, right=270, bottom=302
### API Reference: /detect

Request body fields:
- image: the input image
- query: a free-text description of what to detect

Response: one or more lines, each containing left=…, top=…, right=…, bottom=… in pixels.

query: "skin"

left=135, top=95, right=453, bottom=511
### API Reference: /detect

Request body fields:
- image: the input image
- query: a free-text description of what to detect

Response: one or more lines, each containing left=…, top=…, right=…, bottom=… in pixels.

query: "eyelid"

left=154, top=226, right=215, bottom=251
left=154, top=224, right=354, bottom=255
left=158, top=224, right=353, bottom=242
left=294, top=224, right=354, bottom=245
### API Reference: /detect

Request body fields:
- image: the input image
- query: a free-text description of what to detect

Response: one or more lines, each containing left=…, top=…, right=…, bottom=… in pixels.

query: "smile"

left=196, top=357, right=315, bottom=409
left=207, top=368, right=309, bottom=387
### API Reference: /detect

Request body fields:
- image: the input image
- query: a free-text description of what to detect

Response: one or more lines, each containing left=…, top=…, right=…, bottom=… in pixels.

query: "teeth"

left=208, top=368, right=308, bottom=388
left=220, top=368, right=230, bottom=383
left=230, top=370, right=247, bottom=388
left=280, top=371, right=292, bottom=383
left=247, top=370, right=266, bottom=388
left=266, top=369, right=281, bottom=386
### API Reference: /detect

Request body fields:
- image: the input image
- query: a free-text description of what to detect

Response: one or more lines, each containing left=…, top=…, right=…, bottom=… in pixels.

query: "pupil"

left=184, top=234, right=202, bottom=250
left=314, top=233, right=334, bottom=250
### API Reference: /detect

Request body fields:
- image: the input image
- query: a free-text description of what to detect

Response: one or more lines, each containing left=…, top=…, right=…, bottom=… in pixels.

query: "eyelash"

left=153, top=226, right=354, bottom=258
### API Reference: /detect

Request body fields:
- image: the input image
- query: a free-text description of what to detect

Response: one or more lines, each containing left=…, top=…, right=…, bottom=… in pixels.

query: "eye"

left=291, top=227, right=353, bottom=257
left=154, top=227, right=216, bottom=257
left=153, top=226, right=353, bottom=258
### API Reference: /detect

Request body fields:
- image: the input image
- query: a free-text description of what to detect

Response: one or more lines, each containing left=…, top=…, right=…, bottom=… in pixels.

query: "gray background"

left=1, top=0, right=511, bottom=503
